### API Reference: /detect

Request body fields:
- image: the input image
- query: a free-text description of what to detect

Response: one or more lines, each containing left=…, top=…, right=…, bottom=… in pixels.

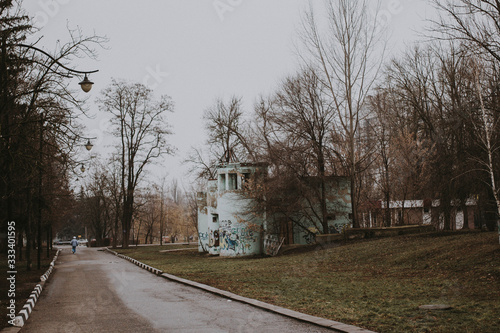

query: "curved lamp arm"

left=16, top=43, right=99, bottom=75
left=16, top=43, right=99, bottom=92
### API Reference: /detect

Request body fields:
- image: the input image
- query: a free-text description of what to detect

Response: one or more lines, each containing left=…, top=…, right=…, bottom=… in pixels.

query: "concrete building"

left=197, top=162, right=352, bottom=256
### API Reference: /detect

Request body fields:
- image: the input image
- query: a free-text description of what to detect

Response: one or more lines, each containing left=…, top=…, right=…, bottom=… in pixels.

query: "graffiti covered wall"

left=218, top=219, right=261, bottom=256
left=217, top=190, right=263, bottom=257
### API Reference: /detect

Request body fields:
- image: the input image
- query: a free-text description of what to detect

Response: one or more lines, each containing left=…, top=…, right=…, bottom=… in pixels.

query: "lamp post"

left=36, top=113, right=44, bottom=269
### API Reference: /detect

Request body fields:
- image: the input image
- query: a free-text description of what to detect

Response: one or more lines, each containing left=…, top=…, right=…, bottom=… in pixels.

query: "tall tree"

left=186, top=95, right=254, bottom=181
left=299, top=0, right=385, bottom=228
left=267, top=68, right=337, bottom=234
left=99, top=79, right=174, bottom=248
left=470, top=58, right=500, bottom=239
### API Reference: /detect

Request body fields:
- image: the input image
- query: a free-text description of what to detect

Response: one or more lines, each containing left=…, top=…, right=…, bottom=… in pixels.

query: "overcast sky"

left=20, top=0, right=434, bottom=188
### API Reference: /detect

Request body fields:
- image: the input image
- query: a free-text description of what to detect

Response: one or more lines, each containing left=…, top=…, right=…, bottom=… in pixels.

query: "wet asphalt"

left=19, top=246, right=339, bottom=333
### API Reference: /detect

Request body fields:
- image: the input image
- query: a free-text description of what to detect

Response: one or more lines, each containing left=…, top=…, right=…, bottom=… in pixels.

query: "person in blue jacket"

left=70, top=236, right=78, bottom=254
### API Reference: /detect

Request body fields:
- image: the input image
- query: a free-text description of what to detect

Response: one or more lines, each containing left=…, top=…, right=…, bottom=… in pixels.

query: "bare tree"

left=431, top=0, right=500, bottom=62
left=137, top=191, right=159, bottom=244
left=186, top=95, right=254, bottom=181
left=184, top=146, right=218, bottom=180
left=83, top=167, right=112, bottom=245
left=299, top=0, right=385, bottom=228
left=203, top=95, right=254, bottom=163
left=98, top=79, right=174, bottom=248
left=471, top=58, right=500, bottom=240
left=268, top=68, right=337, bottom=234
left=184, top=182, right=202, bottom=236
left=107, top=157, right=123, bottom=248
left=155, top=176, right=168, bottom=246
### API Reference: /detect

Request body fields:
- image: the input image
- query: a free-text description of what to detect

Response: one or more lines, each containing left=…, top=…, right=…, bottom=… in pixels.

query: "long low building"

left=361, top=198, right=480, bottom=229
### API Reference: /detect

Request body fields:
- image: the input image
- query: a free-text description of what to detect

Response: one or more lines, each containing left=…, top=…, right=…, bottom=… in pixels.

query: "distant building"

left=361, top=199, right=479, bottom=229
left=197, top=162, right=352, bottom=256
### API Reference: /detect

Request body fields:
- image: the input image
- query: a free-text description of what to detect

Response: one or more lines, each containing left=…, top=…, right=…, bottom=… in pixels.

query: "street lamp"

left=79, top=74, right=94, bottom=93
left=16, top=43, right=99, bottom=93
left=84, top=139, right=94, bottom=151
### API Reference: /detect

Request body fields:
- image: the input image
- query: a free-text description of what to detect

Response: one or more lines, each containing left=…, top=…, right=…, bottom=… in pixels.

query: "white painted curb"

left=104, top=248, right=163, bottom=275
left=13, top=248, right=61, bottom=327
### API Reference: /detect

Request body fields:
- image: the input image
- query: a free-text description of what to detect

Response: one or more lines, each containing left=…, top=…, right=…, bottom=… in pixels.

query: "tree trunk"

left=17, top=230, right=23, bottom=261
left=350, top=175, right=359, bottom=228
left=26, top=215, right=32, bottom=271
left=122, top=194, right=133, bottom=248
left=462, top=204, right=469, bottom=230
left=122, top=206, right=131, bottom=248
left=385, top=192, right=391, bottom=227
left=319, top=155, right=328, bottom=234
left=473, top=61, right=500, bottom=243
left=443, top=204, right=452, bottom=231
left=46, top=226, right=50, bottom=258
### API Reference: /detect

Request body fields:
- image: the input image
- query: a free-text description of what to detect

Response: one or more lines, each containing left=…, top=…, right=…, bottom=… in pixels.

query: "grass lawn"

left=115, top=232, right=499, bottom=333
left=0, top=248, right=57, bottom=329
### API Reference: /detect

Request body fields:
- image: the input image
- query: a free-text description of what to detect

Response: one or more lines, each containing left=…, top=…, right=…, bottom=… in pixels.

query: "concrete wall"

left=197, top=192, right=209, bottom=252
left=218, top=192, right=262, bottom=256
left=291, top=177, right=352, bottom=245
left=316, top=225, right=435, bottom=244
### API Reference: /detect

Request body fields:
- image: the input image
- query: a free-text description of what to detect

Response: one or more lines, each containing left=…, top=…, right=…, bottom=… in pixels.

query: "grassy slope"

left=118, top=232, right=499, bottom=333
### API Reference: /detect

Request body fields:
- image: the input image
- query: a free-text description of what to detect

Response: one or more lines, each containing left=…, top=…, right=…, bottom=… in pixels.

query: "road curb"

left=104, top=248, right=376, bottom=333
left=104, top=248, right=163, bottom=275
left=11, top=248, right=61, bottom=328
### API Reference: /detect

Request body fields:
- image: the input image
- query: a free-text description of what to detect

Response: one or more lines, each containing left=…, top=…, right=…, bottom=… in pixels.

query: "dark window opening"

left=327, top=214, right=336, bottom=221
left=219, top=174, right=226, bottom=190
left=228, top=173, right=238, bottom=190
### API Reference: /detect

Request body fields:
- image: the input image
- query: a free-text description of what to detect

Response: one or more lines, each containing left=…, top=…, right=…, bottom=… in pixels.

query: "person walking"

left=70, top=236, right=78, bottom=254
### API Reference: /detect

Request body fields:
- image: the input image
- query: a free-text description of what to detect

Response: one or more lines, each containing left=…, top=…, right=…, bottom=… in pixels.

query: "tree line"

left=0, top=1, right=107, bottom=267
left=188, top=0, right=499, bottom=237
left=0, top=0, right=180, bottom=267
left=1, top=0, right=499, bottom=263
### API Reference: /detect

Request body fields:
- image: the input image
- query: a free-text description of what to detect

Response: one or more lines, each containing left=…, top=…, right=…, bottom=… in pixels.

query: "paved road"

left=20, top=246, right=337, bottom=332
